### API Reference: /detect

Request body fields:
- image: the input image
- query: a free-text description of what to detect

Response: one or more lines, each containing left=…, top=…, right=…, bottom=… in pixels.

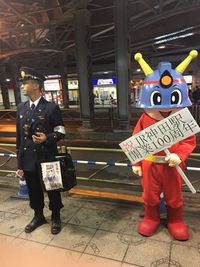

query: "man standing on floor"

left=16, top=67, right=65, bottom=234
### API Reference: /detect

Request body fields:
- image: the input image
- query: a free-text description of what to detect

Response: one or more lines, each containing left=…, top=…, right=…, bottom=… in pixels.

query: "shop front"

left=68, top=79, right=79, bottom=105
left=67, top=77, right=117, bottom=107
left=44, top=75, right=63, bottom=106
left=93, top=78, right=117, bottom=106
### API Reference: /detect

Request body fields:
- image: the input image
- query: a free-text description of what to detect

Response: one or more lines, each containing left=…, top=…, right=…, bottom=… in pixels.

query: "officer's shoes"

left=25, top=215, right=47, bottom=233
left=51, top=219, right=61, bottom=235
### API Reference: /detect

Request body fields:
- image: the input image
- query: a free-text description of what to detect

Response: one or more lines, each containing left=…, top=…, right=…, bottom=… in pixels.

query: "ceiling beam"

left=0, top=48, right=63, bottom=60
left=0, top=0, right=33, bottom=24
left=130, top=2, right=200, bottom=32
left=0, top=19, right=72, bottom=34
left=129, top=0, right=177, bottom=23
left=141, top=0, right=158, bottom=15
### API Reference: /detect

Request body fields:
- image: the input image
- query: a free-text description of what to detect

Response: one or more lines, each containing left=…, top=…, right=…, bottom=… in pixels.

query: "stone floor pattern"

left=0, top=187, right=199, bottom=267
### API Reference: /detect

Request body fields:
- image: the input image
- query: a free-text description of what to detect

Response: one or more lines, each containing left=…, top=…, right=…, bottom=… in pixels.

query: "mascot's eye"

left=150, top=91, right=162, bottom=106
left=171, top=89, right=182, bottom=105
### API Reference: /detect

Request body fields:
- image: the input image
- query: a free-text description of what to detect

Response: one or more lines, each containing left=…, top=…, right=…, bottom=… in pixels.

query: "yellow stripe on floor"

left=69, top=188, right=143, bottom=203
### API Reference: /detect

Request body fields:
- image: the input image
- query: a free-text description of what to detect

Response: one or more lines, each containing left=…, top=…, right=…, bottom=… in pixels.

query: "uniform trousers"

left=24, top=169, right=64, bottom=212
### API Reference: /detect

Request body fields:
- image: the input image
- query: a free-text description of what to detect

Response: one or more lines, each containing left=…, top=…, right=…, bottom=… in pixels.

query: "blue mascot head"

left=135, top=50, right=198, bottom=109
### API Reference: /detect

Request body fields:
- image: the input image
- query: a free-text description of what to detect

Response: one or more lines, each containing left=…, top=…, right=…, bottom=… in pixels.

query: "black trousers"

left=24, top=170, right=64, bottom=212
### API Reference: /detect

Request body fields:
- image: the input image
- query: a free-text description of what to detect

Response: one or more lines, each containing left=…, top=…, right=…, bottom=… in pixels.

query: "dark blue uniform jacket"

left=16, top=97, right=65, bottom=172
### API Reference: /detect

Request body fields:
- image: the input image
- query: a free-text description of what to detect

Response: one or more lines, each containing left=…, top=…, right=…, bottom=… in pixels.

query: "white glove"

left=132, top=166, right=142, bottom=176
left=165, top=153, right=181, bottom=167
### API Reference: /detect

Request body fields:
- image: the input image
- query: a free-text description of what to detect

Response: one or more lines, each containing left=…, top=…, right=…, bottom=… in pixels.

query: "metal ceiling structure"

left=0, top=0, right=200, bottom=76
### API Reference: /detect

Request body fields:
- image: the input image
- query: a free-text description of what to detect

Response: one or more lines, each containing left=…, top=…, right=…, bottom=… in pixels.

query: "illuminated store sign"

left=68, top=80, right=79, bottom=89
left=44, top=79, right=60, bottom=91
left=93, top=78, right=116, bottom=86
left=46, top=75, right=61, bottom=79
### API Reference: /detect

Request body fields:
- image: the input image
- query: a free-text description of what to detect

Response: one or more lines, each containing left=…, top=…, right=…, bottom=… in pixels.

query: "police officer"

left=16, top=67, right=65, bottom=234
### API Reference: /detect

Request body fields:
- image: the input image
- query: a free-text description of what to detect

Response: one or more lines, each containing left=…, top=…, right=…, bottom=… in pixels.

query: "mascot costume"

left=132, top=50, right=198, bottom=240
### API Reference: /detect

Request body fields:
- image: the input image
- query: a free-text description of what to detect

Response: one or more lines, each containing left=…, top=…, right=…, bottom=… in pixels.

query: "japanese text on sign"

left=119, top=108, right=200, bottom=164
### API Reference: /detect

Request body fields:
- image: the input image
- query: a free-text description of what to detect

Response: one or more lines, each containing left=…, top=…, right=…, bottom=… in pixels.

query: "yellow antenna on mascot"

left=176, top=50, right=198, bottom=74
left=134, top=53, right=153, bottom=77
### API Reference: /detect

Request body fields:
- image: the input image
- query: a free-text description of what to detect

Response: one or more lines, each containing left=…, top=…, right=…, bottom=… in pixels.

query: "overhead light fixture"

left=136, top=68, right=141, bottom=72
left=6, top=78, right=11, bottom=82
left=154, top=27, right=194, bottom=40
left=154, top=33, right=194, bottom=45
left=157, top=45, right=166, bottom=49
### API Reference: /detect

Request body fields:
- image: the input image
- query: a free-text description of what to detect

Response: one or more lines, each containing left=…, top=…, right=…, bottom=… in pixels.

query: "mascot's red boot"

left=138, top=205, right=160, bottom=236
left=167, top=206, right=189, bottom=241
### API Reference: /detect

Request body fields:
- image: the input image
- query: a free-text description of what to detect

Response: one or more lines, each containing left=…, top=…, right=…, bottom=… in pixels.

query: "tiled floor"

left=0, top=188, right=199, bottom=267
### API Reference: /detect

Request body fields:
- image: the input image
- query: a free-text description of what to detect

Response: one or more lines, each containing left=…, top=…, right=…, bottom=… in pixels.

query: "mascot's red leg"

left=167, top=206, right=189, bottom=241
left=138, top=205, right=160, bottom=237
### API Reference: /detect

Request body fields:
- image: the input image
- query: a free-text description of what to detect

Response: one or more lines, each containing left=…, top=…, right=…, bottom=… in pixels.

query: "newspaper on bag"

left=119, top=108, right=200, bottom=164
left=40, top=161, right=63, bottom=191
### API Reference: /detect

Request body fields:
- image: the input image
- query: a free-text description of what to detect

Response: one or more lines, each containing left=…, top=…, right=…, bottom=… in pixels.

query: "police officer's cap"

left=19, top=67, right=46, bottom=82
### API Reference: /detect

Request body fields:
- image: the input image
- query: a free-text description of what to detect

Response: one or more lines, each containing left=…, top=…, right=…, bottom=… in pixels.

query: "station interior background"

left=0, top=1, right=200, bottom=267
left=0, top=0, right=200, bottom=109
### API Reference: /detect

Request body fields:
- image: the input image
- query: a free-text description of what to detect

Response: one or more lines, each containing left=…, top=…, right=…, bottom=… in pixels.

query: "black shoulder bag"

left=39, top=151, right=77, bottom=192
left=56, top=152, right=77, bottom=192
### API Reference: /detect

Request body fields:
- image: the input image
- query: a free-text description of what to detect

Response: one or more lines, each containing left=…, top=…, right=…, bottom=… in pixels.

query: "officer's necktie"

left=31, top=103, right=35, bottom=110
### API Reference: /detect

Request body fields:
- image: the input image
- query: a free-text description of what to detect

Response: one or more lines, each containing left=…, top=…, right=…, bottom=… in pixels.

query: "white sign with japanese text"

left=41, top=161, right=63, bottom=191
left=119, top=108, right=200, bottom=164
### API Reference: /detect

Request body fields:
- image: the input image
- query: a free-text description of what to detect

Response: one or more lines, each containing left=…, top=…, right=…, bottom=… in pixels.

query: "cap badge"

left=21, top=71, right=26, bottom=78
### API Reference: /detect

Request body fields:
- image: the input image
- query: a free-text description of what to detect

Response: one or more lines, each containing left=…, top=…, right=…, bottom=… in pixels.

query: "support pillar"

left=10, top=62, right=21, bottom=106
left=74, top=9, right=93, bottom=129
left=0, top=66, right=10, bottom=109
left=59, top=56, right=69, bottom=108
left=114, top=0, right=130, bottom=130
left=61, top=72, right=69, bottom=108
